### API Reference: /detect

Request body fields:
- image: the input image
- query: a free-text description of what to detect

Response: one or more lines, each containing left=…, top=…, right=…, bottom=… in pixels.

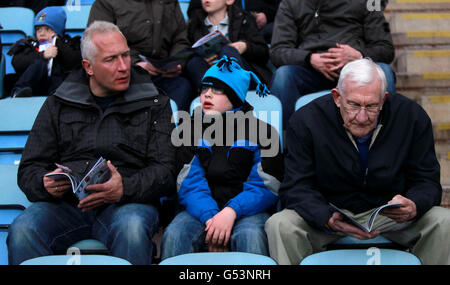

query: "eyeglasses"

left=199, top=85, right=225, bottom=95
left=341, top=101, right=381, bottom=116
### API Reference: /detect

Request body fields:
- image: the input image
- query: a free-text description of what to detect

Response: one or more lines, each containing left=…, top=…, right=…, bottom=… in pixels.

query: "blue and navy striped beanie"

left=201, top=56, right=270, bottom=107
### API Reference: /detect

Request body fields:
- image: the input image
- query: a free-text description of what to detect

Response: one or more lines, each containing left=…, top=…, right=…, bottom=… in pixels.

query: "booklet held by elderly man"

left=44, top=157, right=110, bottom=200
left=329, top=202, right=402, bottom=232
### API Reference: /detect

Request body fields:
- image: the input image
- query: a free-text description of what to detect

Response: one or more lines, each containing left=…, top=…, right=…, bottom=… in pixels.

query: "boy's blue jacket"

left=176, top=103, right=284, bottom=224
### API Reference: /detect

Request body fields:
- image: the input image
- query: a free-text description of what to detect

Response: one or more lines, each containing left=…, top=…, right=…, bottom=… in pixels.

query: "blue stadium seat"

left=159, top=252, right=277, bottom=265
left=170, top=98, right=179, bottom=126
left=66, top=0, right=96, bottom=5
left=294, top=90, right=331, bottom=111
left=69, top=239, right=109, bottom=254
left=20, top=254, right=132, bottom=265
left=0, top=96, right=46, bottom=132
left=0, top=97, right=45, bottom=163
left=178, top=0, right=190, bottom=22
left=63, top=4, right=92, bottom=38
left=0, top=164, right=32, bottom=265
left=300, top=249, right=421, bottom=265
left=328, top=235, right=403, bottom=250
left=0, top=7, right=35, bottom=75
left=189, top=92, right=284, bottom=149
left=0, top=53, right=5, bottom=98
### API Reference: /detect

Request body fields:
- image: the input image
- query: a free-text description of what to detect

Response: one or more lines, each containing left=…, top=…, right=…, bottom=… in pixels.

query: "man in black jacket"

left=270, top=0, right=396, bottom=127
left=265, top=59, right=450, bottom=265
left=7, top=21, right=176, bottom=265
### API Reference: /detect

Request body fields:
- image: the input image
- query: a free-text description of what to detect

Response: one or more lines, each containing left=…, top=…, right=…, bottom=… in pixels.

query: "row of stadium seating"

left=0, top=90, right=422, bottom=265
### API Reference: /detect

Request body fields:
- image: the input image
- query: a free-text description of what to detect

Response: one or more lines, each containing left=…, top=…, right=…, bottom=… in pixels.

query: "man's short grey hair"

left=337, top=58, right=387, bottom=99
left=81, top=21, right=124, bottom=62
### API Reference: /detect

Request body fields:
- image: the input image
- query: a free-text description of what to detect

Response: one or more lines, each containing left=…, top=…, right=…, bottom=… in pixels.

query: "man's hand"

left=205, top=207, right=237, bottom=249
left=327, top=212, right=380, bottom=240
left=321, top=43, right=362, bottom=72
left=43, top=168, right=71, bottom=198
left=228, top=41, right=247, bottom=55
left=310, top=53, right=339, bottom=81
left=43, top=45, right=58, bottom=59
left=251, top=12, right=268, bottom=29
left=78, top=161, right=123, bottom=212
left=136, top=61, right=163, bottom=76
left=381, top=195, right=417, bottom=223
left=161, top=64, right=182, bottom=78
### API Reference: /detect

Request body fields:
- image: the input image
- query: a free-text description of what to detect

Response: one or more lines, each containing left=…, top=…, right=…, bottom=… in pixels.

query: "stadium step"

left=442, top=185, right=450, bottom=208
left=385, top=0, right=450, bottom=202
left=395, top=49, right=450, bottom=74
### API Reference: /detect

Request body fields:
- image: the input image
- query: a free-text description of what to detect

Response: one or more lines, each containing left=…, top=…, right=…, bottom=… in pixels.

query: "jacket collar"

left=53, top=67, right=159, bottom=107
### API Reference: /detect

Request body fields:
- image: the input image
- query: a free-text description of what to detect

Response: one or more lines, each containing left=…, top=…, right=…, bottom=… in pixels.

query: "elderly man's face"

left=83, top=31, right=131, bottom=97
left=332, top=79, right=387, bottom=138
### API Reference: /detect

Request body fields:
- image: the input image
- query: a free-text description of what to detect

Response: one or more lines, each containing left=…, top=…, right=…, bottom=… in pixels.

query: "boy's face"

left=202, top=0, right=235, bottom=14
left=36, top=25, right=56, bottom=42
left=200, top=85, right=234, bottom=115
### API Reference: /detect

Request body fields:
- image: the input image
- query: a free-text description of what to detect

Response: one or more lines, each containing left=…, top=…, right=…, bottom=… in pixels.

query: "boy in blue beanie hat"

left=162, top=56, right=283, bottom=258
left=8, top=6, right=81, bottom=97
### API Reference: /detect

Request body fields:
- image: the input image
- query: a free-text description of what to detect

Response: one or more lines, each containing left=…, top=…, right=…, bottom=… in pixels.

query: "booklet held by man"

left=138, top=49, right=194, bottom=71
left=329, top=202, right=402, bottom=232
left=44, top=157, right=110, bottom=200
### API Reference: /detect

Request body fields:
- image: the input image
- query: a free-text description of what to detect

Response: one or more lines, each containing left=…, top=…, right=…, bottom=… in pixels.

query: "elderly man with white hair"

left=265, top=58, right=450, bottom=265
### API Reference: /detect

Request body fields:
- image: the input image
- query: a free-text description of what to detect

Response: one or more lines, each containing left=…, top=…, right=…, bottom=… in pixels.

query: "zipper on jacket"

left=363, top=168, right=368, bottom=186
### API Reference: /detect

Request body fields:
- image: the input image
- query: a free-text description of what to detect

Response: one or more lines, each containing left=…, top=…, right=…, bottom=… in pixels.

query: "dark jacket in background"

left=88, top=0, right=190, bottom=64
left=18, top=67, right=177, bottom=205
left=188, top=4, right=272, bottom=84
left=281, top=93, right=442, bottom=232
left=270, top=0, right=394, bottom=67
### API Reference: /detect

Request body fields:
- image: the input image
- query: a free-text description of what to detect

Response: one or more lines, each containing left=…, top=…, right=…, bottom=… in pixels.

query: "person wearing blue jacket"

left=161, top=56, right=283, bottom=257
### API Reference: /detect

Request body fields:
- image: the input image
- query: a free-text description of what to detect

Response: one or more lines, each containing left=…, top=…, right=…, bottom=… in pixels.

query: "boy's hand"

left=205, top=207, right=237, bottom=248
left=43, top=45, right=58, bottom=59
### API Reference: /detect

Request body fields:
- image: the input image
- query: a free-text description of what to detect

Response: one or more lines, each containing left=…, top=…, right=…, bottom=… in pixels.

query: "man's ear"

left=82, top=59, right=93, bottom=76
left=331, top=88, right=341, bottom=108
left=380, top=91, right=389, bottom=110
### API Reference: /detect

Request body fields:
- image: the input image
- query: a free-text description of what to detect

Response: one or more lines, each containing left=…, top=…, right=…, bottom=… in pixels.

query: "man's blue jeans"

left=7, top=201, right=159, bottom=265
left=270, top=63, right=396, bottom=127
left=161, top=211, right=270, bottom=260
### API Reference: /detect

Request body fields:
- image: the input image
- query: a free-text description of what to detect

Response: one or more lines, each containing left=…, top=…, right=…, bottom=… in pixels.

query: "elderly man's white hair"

left=81, top=21, right=125, bottom=62
left=337, top=58, right=387, bottom=99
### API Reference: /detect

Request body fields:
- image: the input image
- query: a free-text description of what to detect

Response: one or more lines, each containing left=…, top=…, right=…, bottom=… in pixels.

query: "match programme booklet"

left=138, top=30, right=230, bottom=70
left=44, top=157, right=110, bottom=200
left=191, top=30, right=230, bottom=58
left=329, top=202, right=402, bottom=232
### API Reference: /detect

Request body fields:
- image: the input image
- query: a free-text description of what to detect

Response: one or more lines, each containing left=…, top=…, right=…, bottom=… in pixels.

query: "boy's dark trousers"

left=13, top=58, right=64, bottom=97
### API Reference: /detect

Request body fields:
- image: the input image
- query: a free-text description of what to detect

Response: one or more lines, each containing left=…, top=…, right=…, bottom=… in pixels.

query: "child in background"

left=8, top=6, right=81, bottom=97
left=161, top=56, right=283, bottom=258
left=186, top=0, right=271, bottom=91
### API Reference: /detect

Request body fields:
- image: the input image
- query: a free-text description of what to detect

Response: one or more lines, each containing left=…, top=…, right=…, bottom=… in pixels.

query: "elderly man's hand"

left=327, top=212, right=380, bottom=240
left=78, top=160, right=123, bottom=211
left=381, top=195, right=417, bottom=223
